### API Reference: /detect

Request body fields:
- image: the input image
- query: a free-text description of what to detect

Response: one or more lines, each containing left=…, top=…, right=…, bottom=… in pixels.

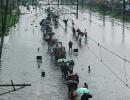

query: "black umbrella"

left=64, top=80, right=78, bottom=84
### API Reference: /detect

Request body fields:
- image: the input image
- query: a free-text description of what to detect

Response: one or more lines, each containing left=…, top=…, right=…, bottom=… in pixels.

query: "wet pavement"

left=0, top=4, right=130, bottom=100
left=0, top=6, right=68, bottom=100
left=53, top=5, right=130, bottom=100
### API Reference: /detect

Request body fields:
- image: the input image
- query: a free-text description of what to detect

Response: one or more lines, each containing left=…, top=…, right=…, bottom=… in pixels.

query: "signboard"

left=36, top=56, right=42, bottom=62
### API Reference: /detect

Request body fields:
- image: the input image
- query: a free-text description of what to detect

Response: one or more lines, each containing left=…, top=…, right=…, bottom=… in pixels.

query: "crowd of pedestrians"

left=40, top=7, right=92, bottom=100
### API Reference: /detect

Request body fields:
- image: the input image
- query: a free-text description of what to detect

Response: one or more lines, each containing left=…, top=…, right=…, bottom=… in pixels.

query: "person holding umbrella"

left=81, top=93, right=92, bottom=100
left=71, top=73, right=79, bottom=90
left=66, top=81, right=78, bottom=97
left=64, top=75, right=78, bottom=97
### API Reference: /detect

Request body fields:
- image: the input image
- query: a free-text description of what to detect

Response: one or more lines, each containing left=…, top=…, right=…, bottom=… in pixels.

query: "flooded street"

left=0, top=6, right=68, bottom=100
left=0, top=4, right=130, bottom=100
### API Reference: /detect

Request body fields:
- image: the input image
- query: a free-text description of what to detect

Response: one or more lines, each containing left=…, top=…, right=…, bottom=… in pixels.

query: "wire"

left=51, top=6, right=76, bottom=19
left=57, top=5, right=130, bottom=30
left=78, top=8, right=130, bottom=29
left=51, top=12, right=130, bottom=89
left=57, top=18, right=130, bottom=89
left=88, top=36, right=130, bottom=63
left=123, top=57, right=128, bottom=85
left=26, top=10, right=45, bottom=20
left=87, top=46, right=130, bottom=89
left=57, top=21, right=65, bottom=30
left=57, top=10, right=130, bottom=64
left=45, top=5, right=130, bottom=64
left=99, top=45, right=102, bottom=62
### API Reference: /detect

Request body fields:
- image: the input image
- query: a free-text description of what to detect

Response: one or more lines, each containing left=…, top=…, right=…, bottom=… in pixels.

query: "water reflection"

left=111, top=18, right=114, bottom=27
left=111, top=19, right=115, bottom=43
left=89, top=11, right=92, bottom=24
left=102, top=26, right=105, bottom=43
left=65, top=26, right=67, bottom=32
left=122, top=22, right=125, bottom=44
left=102, top=15, right=105, bottom=26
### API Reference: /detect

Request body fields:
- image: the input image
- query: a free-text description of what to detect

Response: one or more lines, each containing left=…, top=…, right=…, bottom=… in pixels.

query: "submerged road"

left=0, top=4, right=130, bottom=100
left=0, top=6, right=68, bottom=100
left=48, top=4, right=130, bottom=99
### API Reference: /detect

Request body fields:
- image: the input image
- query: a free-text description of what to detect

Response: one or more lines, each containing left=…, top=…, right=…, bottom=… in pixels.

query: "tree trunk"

left=0, top=0, right=9, bottom=59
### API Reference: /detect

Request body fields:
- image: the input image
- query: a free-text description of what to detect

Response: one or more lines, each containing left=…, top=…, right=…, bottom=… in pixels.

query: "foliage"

left=0, top=9, right=20, bottom=36
left=82, top=4, right=130, bottom=22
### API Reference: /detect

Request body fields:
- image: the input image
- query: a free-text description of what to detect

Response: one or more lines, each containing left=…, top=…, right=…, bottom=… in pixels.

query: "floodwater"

left=0, top=4, right=130, bottom=100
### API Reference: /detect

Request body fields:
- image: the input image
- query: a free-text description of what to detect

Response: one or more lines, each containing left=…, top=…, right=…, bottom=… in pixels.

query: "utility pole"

left=0, top=0, right=3, bottom=35
left=90, top=0, right=91, bottom=11
left=103, top=0, right=105, bottom=16
left=48, top=0, right=50, bottom=7
left=13, top=0, right=15, bottom=9
left=103, top=0, right=105, bottom=26
left=9, top=0, right=12, bottom=17
left=61, top=0, right=62, bottom=5
left=81, top=0, right=83, bottom=7
left=123, top=0, right=126, bottom=22
left=57, top=0, right=59, bottom=7
left=76, top=0, right=78, bottom=19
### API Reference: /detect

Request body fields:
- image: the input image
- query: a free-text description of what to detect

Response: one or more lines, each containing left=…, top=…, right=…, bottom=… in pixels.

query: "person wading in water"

left=68, top=41, right=73, bottom=52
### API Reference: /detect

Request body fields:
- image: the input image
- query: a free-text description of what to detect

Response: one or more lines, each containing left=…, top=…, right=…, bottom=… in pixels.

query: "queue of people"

left=40, top=8, right=92, bottom=100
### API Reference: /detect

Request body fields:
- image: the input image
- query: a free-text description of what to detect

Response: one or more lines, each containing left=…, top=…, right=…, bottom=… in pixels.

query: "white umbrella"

left=57, top=58, right=67, bottom=63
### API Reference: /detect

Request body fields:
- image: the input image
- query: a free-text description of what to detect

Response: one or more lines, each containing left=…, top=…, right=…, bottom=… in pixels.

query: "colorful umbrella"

left=76, top=88, right=90, bottom=94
